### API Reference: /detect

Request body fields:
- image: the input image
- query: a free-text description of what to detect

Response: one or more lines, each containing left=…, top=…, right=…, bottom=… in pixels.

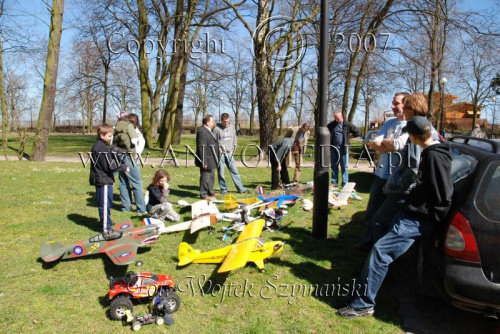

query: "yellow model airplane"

left=177, top=219, right=284, bottom=273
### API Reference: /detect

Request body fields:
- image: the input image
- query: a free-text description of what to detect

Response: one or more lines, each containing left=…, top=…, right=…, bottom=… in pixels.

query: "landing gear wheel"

left=155, top=317, right=165, bottom=326
left=110, top=296, right=133, bottom=320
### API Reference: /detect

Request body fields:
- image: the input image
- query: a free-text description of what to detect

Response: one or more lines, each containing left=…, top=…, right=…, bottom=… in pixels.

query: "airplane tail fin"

left=40, top=239, right=67, bottom=263
left=178, top=242, right=200, bottom=266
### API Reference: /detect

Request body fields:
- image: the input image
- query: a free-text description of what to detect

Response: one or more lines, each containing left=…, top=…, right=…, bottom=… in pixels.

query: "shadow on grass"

left=7, top=145, right=30, bottom=160
left=177, top=184, right=200, bottom=192
left=68, top=213, right=101, bottom=233
left=170, top=187, right=198, bottom=199
left=273, top=170, right=400, bottom=325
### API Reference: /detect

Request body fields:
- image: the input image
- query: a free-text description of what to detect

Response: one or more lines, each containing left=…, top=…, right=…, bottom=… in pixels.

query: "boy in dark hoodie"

left=89, top=124, right=129, bottom=240
left=339, top=116, right=453, bottom=318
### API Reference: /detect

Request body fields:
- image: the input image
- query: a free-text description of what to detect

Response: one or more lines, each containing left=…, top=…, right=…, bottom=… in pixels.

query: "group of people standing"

left=338, top=93, right=453, bottom=319
left=89, top=112, right=179, bottom=240
left=195, top=113, right=250, bottom=200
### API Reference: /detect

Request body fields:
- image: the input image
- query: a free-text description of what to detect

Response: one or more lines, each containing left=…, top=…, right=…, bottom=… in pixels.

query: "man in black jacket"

left=339, top=116, right=453, bottom=318
left=327, top=111, right=361, bottom=187
left=89, top=124, right=129, bottom=240
left=196, top=114, right=219, bottom=200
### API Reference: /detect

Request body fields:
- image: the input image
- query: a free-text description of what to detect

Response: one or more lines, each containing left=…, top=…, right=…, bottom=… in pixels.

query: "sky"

left=7, top=0, right=500, bottom=127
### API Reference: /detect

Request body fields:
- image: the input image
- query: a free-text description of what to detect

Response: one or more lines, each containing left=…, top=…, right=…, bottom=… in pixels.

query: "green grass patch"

left=0, top=156, right=407, bottom=334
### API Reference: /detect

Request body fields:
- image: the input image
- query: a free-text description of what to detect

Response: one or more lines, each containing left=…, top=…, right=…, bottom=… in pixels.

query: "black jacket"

left=403, top=142, right=453, bottom=224
left=89, top=138, right=127, bottom=186
left=147, top=184, right=169, bottom=212
left=195, top=126, right=219, bottom=169
left=327, top=120, right=361, bottom=148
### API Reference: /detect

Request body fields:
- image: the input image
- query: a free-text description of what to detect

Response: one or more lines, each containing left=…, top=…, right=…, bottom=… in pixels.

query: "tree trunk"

left=31, top=0, right=65, bottom=161
left=102, top=66, right=109, bottom=124
left=138, top=0, right=152, bottom=147
left=0, top=41, right=8, bottom=153
left=254, top=0, right=276, bottom=149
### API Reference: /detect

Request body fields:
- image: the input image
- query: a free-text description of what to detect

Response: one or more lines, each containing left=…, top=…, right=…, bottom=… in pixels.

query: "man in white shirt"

left=359, top=92, right=408, bottom=250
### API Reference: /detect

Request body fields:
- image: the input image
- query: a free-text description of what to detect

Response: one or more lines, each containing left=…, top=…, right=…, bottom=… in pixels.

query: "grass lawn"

left=2, top=133, right=265, bottom=160
left=0, top=140, right=408, bottom=334
left=4, top=134, right=494, bottom=333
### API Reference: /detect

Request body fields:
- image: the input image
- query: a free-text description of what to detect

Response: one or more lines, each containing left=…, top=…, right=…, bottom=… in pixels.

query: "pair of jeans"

left=350, top=212, right=431, bottom=309
left=331, top=146, right=349, bottom=186
left=359, top=176, right=388, bottom=248
left=96, top=184, right=113, bottom=232
left=217, top=153, right=246, bottom=193
left=118, top=156, right=147, bottom=213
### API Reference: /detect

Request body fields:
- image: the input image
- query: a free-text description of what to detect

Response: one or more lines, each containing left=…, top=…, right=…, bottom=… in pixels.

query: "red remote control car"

left=108, top=271, right=180, bottom=321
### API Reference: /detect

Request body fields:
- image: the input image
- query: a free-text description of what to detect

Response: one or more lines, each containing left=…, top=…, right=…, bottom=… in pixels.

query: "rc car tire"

left=110, top=296, right=134, bottom=320
left=155, top=317, right=165, bottom=326
left=164, top=291, right=181, bottom=314
left=132, top=321, right=141, bottom=331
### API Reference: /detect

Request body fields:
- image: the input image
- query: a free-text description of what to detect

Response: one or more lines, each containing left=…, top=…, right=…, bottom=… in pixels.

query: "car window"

left=475, top=162, right=500, bottom=222
left=450, top=151, right=477, bottom=183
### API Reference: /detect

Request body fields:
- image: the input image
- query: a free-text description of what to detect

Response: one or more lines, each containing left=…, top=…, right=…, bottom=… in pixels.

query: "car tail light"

left=444, top=211, right=481, bottom=263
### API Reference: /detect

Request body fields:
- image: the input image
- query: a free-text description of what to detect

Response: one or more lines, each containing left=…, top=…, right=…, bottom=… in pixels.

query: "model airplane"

left=256, top=194, right=301, bottom=208
left=329, top=182, right=356, bottom=208
left=177, top=219, right=284, bottom=273
left=144, top=197, right=267, bottom=234
left=40, top=220, right=160, bottom=266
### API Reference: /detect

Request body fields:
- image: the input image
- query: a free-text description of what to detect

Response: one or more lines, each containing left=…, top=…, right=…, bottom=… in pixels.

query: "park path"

left=0, top=154, right=377, bottom=173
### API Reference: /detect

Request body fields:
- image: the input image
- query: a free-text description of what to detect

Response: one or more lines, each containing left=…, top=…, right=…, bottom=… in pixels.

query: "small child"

left=89, top=124, right=129, bottom=240
left=147, top=169, right=180, bottom=222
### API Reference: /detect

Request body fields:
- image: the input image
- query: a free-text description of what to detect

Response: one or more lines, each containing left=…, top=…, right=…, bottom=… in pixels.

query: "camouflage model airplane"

left=40, top=220, right=160, bottom=266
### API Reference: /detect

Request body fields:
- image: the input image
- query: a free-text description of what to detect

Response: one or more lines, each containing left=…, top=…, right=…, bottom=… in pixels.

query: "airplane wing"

left=217, top=219, right=266, bottom=272
left=234, top=219, right=265, bottom=243
left=104, top=243, right=139, bottom=265
left=191, top=200, right=219, bottom=219
left=336, top=182, right=356, bottom=203
left=217, top=237, right=259, bottom=273
left=114, top=220, right=135, bottom=231
left=190, top=214, right=218, bottom=233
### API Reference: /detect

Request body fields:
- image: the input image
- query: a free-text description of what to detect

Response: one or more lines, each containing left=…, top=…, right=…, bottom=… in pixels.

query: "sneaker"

left=103, top=230, right=122, bottom=241
left=137, top=211, right=148, bottom=217
left=338, top=305, right=374, bottom=318
left=221, top=191, right=228, bottom=195
left=330, top=184, right=339, bottom=190
left=239, top=189, right=251, bottom=194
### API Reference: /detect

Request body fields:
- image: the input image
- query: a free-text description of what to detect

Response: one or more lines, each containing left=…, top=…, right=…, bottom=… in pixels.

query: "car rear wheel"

left=163, top=291, right=181, bottom=314
left=110, top=296, right=133, bottom=320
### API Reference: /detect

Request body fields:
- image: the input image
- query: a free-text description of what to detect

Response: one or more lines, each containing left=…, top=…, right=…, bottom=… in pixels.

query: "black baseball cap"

left=403, top=116, right=432, bottom=135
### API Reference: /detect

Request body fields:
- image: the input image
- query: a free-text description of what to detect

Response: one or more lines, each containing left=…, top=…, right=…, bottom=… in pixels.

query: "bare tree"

left=224, top=0, right=319, bottom=149
left=457, top=35, right=500, bottom=130
left=108, top=60, right=140, bottom=116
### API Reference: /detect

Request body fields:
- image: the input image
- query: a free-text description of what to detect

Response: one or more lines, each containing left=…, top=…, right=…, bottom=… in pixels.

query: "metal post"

left=439, top=78, right=447, bottom=132
left=312, top=0, right=330, bottom=239
left=492, top=96, right=497, bottom=137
